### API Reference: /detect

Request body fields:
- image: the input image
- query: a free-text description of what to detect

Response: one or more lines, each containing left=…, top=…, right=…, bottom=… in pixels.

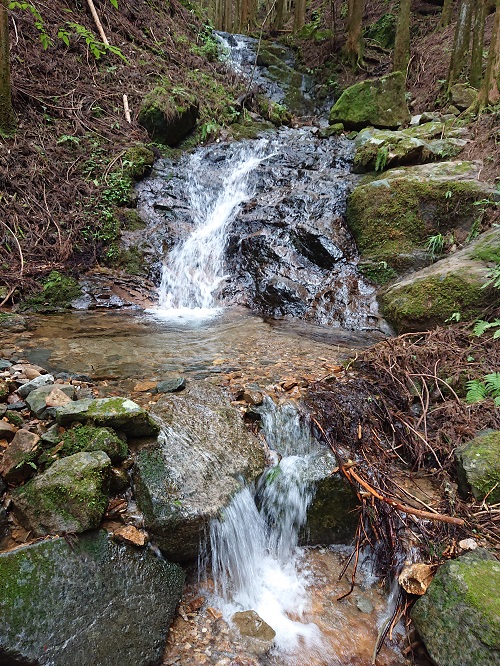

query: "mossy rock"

left=0, top=530, right=184, bottom=666
left=122, top=144, right=155, bottom=180
left=329, top=72, right=410, bottom=130
left=22, top=271, right=82, bottom=312
left=364, top=13, right=397, bottom=48
left=346, top=161, right=496, bottom=273
left=57, top=424, right=128, bottom=464
left=55, top=397, right=159, bottom=437
left=138, top=85, right=199, bottom=147
left=456, top=432, right=500, bottom=504
left=117, top=208, right=147, bottom=231
left=10, top=451, right=111, bottom=536
left=411, top=549, right=500, bottom=666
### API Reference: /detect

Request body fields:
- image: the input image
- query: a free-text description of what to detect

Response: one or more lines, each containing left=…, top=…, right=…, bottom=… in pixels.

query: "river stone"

left=329, top=72, right=410, bottom=130
left=379, top=228, right=500, bottom=332
left=0, top=530, right=184, bottom=666
left=26, top=384, right=75, bottom=418
left=346, top=161, right=498, bottom=280
left=411, top=549, right=500, bottom=666
left=58, top=424, right=128, bottom=463
left=0, top=419, right=17, bottom=442
left=133, top=382, right=266, bottom=561
left=156, top=377, right=186, bottom=393
left=10, top=451, right=111, bottom=536
left=0, top=359, right=12, bottom=370
left=17, top=374, right=54, bottom=398
left=0, top=430, right=40, bottom=484
left=55, top=397, right=159, bottom=437
left=232, top=610, right=276, bottom=641
left=456, top=431, right=500, bottom=504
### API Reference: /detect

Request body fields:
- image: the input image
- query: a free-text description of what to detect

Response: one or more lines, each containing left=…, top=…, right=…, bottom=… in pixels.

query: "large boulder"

left=346, top=161, right=498, bottom=279
left=55, top=397, right=159, bottom=437
left=329, top=72, right=410, bottom=130
left=57, top=424, right=128, bottom=463
left=10, top=451, right=111, bottom=536
left=0, top=530, right=184, bottom=666
left=379, top=227, right=500, bottom=332
left=138, top=85, right=198, bottom=146
left=456, top=431, right=500, bottom=504
left=411, top=549, right=500, bottom=666
left=353, top=122, right=468, bottom=172
left=133, top=383, right=266, bottom=561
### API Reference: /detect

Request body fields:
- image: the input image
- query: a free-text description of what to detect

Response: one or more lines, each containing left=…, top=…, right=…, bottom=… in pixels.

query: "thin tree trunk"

left=447, top=0, right=474, bottom=90
left=294, top=0, right=306, bottom=32
left=477, top=0, right=500, bottom=107
left=439, top=0, right=454, bottom=29
left=344, top=0, right=364, bottom=66
left=393, top=0, right=411, bottom=75
left=470, top=0, right=486, bottom=88
left=273, top=0, right=285, bottom=31
left=0, top=0, right=15, bottom=134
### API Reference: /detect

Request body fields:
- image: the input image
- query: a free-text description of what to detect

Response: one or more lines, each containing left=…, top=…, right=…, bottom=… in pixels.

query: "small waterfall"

left=206, top=399, right=329, bottom=657
left=157, top=139, right=271, bottom=315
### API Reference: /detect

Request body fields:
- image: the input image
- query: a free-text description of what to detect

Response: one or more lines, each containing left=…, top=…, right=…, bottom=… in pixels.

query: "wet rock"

left=5, top=410, right=24, bottom=428
left=5, top=401, right=26, bottom=411
left=112, top=524, right=148, bottom=547
left=25, top=384, right=75, bottom=418
left=356, top=596, right=374, bottom=614
left=109, top=466, right=129, bottom=493
left=0, top=314, right=28, bottom=333
left=242, top=389, right=263, bottom=406
left=16, top=373, right=54, bottom=398
left=379, top=227, right=500, bottom=332
left=411, top=549, right=500, bottom=666
left=11, top=451, right=111, bottom=536
left=138, top=87, right=199, bottom=147
left=0, top=360, right=12, bottom=370
left=55, top=397, right=159, bottom=437
left=0, top=530, right=184, bottom=666
left=347, top=161, right=498, bottom=281
left=232, top=610, right=276, bottom=641
left=40, top=423, right=63, bottom=446
left=456, top=431, right=500, bottom=504
left=0, top=430, right=40, bottom=484
left=329, top=72, right=410, bottom=130
left=133, top=382, right=266, bottom=561
left=156, top=377, right=186, bottom=393
left=0, top=420, right=17, bottom=442
left=57, top=424, right=128, bottom=463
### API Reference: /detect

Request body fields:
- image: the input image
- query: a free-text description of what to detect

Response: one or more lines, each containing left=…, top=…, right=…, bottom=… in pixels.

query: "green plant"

left=374, top=145, right=388, bottom=172
left=58, top=22, right=128, bottom=63
left=446, top=311, right=461, bottom=323
left=482, top=263, right=500, bottom=290
left=56, top=134, right=80, bottom=146
left=426, top=233, right=445, bottom=259
left=8, top=2, right=53, bottom=49
left=466, top=373, right=500, bottom=406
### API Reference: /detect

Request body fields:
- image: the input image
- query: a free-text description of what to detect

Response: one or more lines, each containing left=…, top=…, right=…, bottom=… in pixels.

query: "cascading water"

left=206, top=398, right=334, bottom=659
left=157, top=139, right=271, bottom=315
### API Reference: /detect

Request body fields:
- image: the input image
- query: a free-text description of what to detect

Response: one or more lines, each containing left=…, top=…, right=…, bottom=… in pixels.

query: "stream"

left=2, top=34, right=411, bottom=666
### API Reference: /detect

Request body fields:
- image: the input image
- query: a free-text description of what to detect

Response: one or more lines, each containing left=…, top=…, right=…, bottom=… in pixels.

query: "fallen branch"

left=86, top=0, right=109, bottom=45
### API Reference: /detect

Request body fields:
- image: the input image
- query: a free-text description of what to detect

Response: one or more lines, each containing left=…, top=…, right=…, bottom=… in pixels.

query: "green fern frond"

left=484, top=373, right=500, bottom=398
left=465, top=379, right=488, bottom=404
left=473, top=319, right=500, bottom=337
left=495, top=396, right=500, bottom=407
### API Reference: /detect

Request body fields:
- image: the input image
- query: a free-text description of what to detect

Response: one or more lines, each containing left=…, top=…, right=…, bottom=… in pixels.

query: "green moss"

left=358, top=260, right=397, bottom=285
left=364, top=13, right=397, bottom=48
left=138, top=83, right=198, bottom=146
left=472, top=230, right=500, bottom=264
left=113, top=247, right=147, bottom=276
left=118, top=208, right=147, bottom=231
left=56, top=424, right=127, bottom=463
left=5, top=410, right=24, bottom=427
left=456, top=432, right=500, bottom=503
left=22, top=271, right=82, bottom=312
left=122, top=144, right=155, bottom=180
left=380, top=273, right=489, bottom=332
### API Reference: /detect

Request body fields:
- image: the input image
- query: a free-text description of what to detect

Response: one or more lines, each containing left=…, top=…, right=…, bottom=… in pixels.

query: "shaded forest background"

left=0, top=0, right=498, bottom=296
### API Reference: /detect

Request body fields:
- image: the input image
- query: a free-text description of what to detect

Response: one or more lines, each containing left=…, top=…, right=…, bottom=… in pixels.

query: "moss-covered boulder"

left=411, top=549, right=500, bottom=666
left=353, top=122, right=468, bottom=172
left=329, top=72, right=410, bottom=130
left=22, top=271, right=82, bottom=312
left=122, top=143, right=155, bottom=180
left=133, top=382, right=266, bottom=562
left=346, top=161, right=497, bottom=277
left=55, top=397, right=159, bottom=437
left=10, top=451, right=111, bottom=536
left=57, top=424, right=128, bottom=463
left=450, top=83, right=478, bottom=111
left=379, top=227, right=500, bottom=332
left=456, top=432, right=500, bottom=504
left=138, top=85, right=198, bottom=146
left=0, top=530, right=184, bottom=666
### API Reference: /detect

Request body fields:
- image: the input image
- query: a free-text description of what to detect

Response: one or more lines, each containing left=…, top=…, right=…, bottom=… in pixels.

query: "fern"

left=484, top=373, right=500, bottom=400
left=374, top=145, right=388, bottom=172
left=465, top=379, right=488, bottom=404
left=481, top=264, right=500, bottom=291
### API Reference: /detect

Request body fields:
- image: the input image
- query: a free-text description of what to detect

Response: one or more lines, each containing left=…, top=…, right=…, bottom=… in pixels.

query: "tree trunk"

left=0, top=0, right=15, bottom=134
left=477, top=0, right=500, bottom=107
left=294, top=0, right=306, bottom=32
left=344, top=0, right=364, bottom=66
left=273, top=0, right=285, bottom=31
left=447, top=0, right=474, bottom=89
left=439, top=0, right=454, bottom=29
left=393, top=0, right=411, bottom=75
left=470, top=0, right=486, bottom=88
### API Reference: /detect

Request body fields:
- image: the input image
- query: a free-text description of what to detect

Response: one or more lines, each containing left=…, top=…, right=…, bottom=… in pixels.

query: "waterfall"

left=206, top=399, right=329, bottom=657
left=157, top=139, right=271, bottom=316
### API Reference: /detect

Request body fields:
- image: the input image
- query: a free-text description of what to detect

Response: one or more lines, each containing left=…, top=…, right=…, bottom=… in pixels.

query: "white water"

left=206, top=399, right=329, bottom=658
left=157, top=140, right=271, bottom=317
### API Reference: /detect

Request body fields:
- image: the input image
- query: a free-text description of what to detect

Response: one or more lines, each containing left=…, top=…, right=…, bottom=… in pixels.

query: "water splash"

left=157, top=140, right=271, bottom=316
left=206, top=399, right=329, bottom=658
